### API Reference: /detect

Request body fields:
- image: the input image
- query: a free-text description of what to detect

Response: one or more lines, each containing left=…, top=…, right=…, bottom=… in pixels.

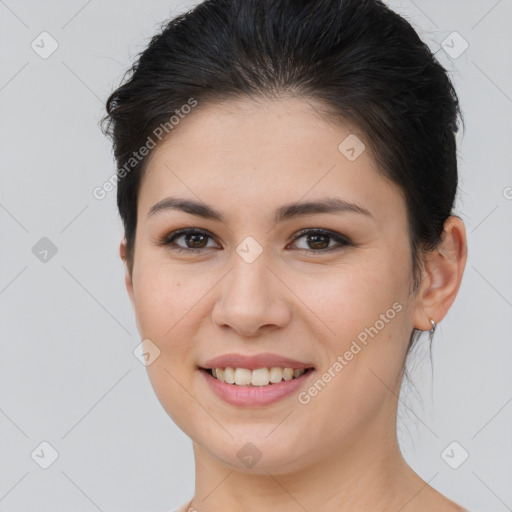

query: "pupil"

left=187, top=233, right=207, bottom=248
left=308, top=233, right=329, bottom=249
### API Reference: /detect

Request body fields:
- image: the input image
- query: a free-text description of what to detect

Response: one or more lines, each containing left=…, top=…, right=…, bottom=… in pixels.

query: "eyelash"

left=159, top=228, right=352, bottom=255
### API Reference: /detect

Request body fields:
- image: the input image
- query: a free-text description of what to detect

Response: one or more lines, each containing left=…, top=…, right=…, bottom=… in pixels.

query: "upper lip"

left=201, top=352, right=314, bottom=370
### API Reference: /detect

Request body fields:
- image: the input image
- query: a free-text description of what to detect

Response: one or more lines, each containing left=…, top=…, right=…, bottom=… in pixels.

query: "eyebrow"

left=147, top=196, right=373, bottom=222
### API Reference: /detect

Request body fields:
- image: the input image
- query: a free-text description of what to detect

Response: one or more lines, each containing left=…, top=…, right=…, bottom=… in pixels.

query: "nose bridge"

left=212, top=247, right=290, bottom=335
left=226, top=249, right=272, bottom=309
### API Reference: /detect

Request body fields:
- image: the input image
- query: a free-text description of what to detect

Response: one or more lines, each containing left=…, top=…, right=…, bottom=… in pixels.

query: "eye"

left=161, top=228, right=220, bottom=253
left=158, top=227, right=352, bottom=255
left=288, top=228, right=352, bottom=254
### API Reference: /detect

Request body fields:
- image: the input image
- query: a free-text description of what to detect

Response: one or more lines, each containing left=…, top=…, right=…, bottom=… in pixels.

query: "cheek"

left=293, top=259, right=407, bottom=343
left=293, top=267, right=409, bottom=435
left=131, top=258, right=222, bottom=374
left=131, top=264, right=204, bottom=427
left=292, top=254, right=412, bottom=410
left=132, top=258, right=197, bottom=337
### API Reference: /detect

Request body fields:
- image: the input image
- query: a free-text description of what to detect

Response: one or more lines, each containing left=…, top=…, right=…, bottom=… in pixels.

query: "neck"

left=188, top=409, right=428, bottom=512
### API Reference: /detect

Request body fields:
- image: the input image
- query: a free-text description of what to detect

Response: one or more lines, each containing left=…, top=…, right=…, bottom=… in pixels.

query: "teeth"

left=234, top=368, right=252, bottom=386
left=209, top=366, right=308, bottom=386
left=251, top=368, right=269, bottom=386
left=224, top=367, right=235, bottom=384
left=283, top=368, right=294, bottom=381
left=269, top=367, right=283, bottom=383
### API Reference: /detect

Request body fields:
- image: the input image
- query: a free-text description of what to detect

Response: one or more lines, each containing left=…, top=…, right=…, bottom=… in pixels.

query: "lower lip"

left=199, top=368, right=315, bottom=407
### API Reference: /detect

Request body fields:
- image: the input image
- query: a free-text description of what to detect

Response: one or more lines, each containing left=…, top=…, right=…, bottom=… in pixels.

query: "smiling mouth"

left=201, top=367, right=315, bottom=387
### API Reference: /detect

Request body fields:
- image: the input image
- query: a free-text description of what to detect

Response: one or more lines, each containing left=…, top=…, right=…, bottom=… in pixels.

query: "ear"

left=412, top=216, right=468, bottom=331
left=119, top=237, right=135, bottom=307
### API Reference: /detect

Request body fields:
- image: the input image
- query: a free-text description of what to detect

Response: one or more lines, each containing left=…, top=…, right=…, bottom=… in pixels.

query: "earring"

left=428, top=318, right=437, bottom=344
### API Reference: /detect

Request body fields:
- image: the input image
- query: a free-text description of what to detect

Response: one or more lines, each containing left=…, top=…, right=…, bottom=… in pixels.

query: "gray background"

left=1, top=1, right=511, bottom=511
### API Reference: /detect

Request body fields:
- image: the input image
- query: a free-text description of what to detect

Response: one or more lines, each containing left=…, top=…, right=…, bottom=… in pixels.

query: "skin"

left=120, top=96, right=468, bottom=512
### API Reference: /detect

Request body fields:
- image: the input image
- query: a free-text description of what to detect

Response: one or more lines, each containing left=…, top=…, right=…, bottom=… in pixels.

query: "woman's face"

left=123, top=96, right=422, bottom=473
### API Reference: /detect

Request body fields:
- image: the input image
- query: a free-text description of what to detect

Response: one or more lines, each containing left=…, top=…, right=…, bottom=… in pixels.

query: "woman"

left=102, top=0, right=471, bottom=510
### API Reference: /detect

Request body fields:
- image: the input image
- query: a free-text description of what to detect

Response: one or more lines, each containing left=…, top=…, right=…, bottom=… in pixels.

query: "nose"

left=211, top=254, right=292, bottom=337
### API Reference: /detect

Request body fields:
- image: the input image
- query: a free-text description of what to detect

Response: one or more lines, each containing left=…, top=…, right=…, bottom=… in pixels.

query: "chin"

left=195, top=427, right=310, bottom=473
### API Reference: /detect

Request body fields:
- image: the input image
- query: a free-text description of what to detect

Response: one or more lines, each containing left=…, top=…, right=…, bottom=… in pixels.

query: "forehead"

left=137, top=96, right=406, bottom=224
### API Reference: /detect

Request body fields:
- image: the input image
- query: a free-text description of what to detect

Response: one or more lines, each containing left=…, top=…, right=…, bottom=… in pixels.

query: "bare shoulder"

left=419, top=487, right=467, bottom=512
left=172, top=500, right=193, bottom=512
left=398, top=475, right=467, bottom=512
